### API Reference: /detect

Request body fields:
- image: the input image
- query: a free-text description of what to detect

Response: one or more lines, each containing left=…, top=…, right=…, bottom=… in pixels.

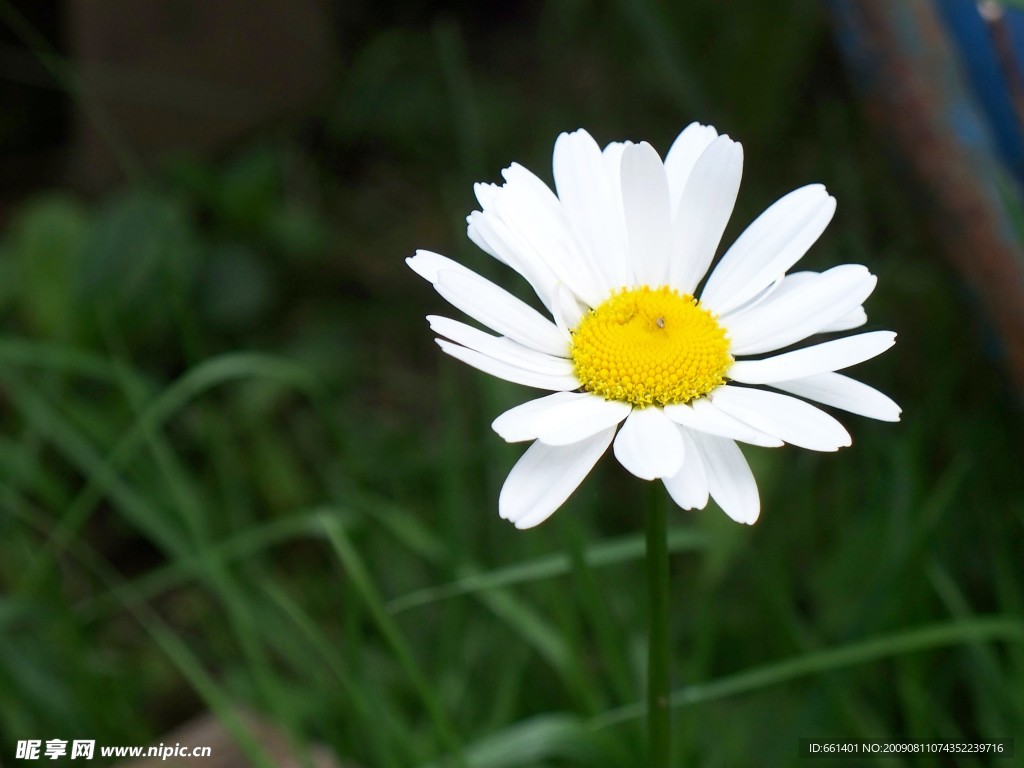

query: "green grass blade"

left=420, top=713, right=619, bottom=768
left=5, top=376, right=189, bottom=560
left=22, top=352, right=324, bottom=586
left=387, top=527, right=709, bottom=614
left=591, top=617, right=1024, bottom=728
left=0, top=337, right=153, bottom=386
left=321, top=515, right=467, bottom=767
left=261, top=578, right=409, bottom=768
left=77, top=510, right=341, bottom=619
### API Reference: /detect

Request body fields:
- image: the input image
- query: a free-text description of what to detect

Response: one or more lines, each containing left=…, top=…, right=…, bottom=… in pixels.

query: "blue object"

left=934, top=0, right=1024, bottom=188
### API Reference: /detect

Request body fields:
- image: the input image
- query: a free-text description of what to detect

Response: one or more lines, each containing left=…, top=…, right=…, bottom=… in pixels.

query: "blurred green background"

left=1, top=0, right=1022, bottom=766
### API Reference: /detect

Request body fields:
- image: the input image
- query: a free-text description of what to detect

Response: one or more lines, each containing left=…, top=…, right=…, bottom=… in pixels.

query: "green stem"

left=646, top=482, right=671, bottom=767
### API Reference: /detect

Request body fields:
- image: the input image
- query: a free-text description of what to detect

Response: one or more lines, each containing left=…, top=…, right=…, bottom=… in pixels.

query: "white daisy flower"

left=409, top=124, right=900, bottom=528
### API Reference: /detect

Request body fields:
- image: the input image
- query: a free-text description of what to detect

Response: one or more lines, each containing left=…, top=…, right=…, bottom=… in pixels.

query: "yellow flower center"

left=570, top=286, right=732, bottom=407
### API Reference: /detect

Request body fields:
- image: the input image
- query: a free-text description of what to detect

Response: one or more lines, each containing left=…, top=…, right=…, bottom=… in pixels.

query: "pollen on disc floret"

left=570, top=285, right=732, bottom=407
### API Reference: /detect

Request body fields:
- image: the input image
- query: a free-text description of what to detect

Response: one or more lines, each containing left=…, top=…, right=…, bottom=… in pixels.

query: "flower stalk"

left=646, top=482, right=671, bottom=767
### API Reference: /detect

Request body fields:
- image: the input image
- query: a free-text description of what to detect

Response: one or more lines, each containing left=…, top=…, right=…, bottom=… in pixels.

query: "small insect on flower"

left=409, top=124, right=900, bottom=528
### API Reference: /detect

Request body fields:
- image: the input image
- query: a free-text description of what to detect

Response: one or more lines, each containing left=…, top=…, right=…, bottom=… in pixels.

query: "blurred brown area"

left=67, top=0, right=338, bottom=189
left=114, top=710, right=345, bottom=768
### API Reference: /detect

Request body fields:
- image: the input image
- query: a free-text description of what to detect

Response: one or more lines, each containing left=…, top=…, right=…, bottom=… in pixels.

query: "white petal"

left=492, top=392, right=631, bottom=445
left=428, top=316, right=572, bottom=376
left=553, top=130, right=631, bottom=290
left=663, top=123, right=720, bottom=211
left=662, top=397, right=783, bottom=447
left=710, top=385, right=851, bottom=451
left=740, top=271, right=864, bottom=333
left=620, top=141, right=673, bottom=286
left=670, top=136, right=743, bottom=294
left=700, top=185, right=836, bottom=316
left=663, top=427, right=709, bottom=510
left=719, top=274, right=786, bottom=318
left=407, top=249, right=478, bottom=284
left=499, top=428, right=616, bottom=529
left=728, top=331, right=897, bottom=384
left=690, top=431, right=760, bottom=524
left=550, top=282, right=586, bottom=332
left=601, top=142, right=631, bottom=286
left=729, top=268, right=824, bottom=317
left=474, top=182, right=501, bottom=209
left=724, top=269, right=867, bottom=334
left=435, top=269, right=570, bottom=356
left=602, top=140, right=630, bottom=209
left=612, top=407, right=685, bottom=480
left=493, top=392, right=589, bottom=442
left=436, top=339, right=579, bottom=391
left=824, top=306, right=867, bottom=332
left=723, top=265, right=877, bottom=355
left=771, top=373, right=902, bottom=422
left=495, top=164, right=608, bottom=306
left=467, top=210, right=560, bottom=312
left=466, top=217, right=502, bottom=262
left=501, top=161, right=562, bottom=201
